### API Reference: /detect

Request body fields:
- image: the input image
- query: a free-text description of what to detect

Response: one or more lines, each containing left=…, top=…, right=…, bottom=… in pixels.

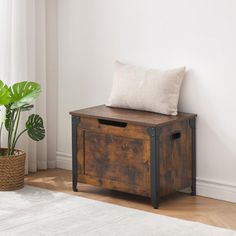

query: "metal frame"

left=189, top=118, right=196, bottom=196
left=72, top=116, right=80, bottom=192
left=147, top=127, right=162, bottom=209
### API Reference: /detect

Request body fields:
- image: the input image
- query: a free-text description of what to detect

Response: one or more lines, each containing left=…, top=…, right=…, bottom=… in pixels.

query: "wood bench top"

left=70, top=105, right=196, bottom=127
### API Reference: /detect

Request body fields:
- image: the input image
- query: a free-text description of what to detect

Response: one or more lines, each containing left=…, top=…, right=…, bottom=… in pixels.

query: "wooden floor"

left=25, top=169, right=236, bottom=231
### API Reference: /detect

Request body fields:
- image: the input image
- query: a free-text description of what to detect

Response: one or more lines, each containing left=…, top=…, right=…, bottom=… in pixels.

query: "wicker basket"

left=0, top=148, right=26, bottom=191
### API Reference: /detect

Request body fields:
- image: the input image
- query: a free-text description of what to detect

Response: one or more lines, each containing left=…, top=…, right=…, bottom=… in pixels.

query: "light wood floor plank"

left=25, top=169, right=236, bottom=231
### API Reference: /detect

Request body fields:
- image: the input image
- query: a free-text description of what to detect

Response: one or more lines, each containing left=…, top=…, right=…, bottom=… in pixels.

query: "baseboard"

left=196, top=178, right=236, bottom=203
left=56, top=152, right=236, bottom=203
left=56, top=152, right=72, bottom=170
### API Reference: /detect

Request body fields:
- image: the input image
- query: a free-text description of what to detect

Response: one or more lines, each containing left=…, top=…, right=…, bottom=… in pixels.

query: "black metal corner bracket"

left=189, top=118, right=196, bottom=196
left=72, top=116, right=80, bottom=192
left=147, top=127, right=162, bottom=209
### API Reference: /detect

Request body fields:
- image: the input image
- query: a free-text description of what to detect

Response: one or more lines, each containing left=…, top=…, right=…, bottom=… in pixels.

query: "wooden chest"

left=70, top=105, right=196, bottom=208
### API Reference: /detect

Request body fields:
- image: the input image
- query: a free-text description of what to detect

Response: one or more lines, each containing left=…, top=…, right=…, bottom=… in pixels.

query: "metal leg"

left=190, top=118, right=196, bottom=196
left=72, top=116, right=80, bottom=192
left=147, top=127, right=162, bottom=209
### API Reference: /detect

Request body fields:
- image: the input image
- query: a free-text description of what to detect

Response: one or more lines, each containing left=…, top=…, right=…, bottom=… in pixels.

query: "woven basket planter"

left=0, top=148, right=26, bottom=191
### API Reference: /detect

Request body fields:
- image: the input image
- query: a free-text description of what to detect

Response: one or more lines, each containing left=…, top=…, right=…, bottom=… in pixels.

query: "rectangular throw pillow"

left=106, top=61, right=185, bottom=116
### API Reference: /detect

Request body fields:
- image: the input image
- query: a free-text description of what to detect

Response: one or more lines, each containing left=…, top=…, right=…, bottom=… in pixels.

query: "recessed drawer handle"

left=98, top=119, right=127, bottom=128
left=171, top=132, right=181, bottom=140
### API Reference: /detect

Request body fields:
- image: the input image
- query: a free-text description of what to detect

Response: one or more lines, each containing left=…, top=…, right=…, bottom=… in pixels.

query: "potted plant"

left=0, top=80, right=45, bottom=190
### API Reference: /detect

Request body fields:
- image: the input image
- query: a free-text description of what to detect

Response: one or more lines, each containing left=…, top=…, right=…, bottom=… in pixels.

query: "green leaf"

left=9, top=81, right=41, bottom=109
left=21, top=104, right=34, bottom=112
left=4, top=104, right=32, bottom=131
left=4, top=104, right=12, bottom=131
left=26, top=114, right=45, bottom=141
left=0, top=80, right=11, bottom=106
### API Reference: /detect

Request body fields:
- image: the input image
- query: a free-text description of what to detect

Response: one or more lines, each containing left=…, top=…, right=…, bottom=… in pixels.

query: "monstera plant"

left=0, top=80, right=45, bottom=155
left=0, top=80, right=45, bottom=190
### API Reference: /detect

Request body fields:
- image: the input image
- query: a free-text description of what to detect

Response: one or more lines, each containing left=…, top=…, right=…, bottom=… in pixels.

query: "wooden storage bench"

left=70, top=105, right=196, bottom=208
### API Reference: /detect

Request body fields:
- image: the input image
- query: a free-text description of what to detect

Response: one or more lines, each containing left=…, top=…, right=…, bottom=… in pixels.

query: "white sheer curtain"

left=0, top=0, right=52, bottom=173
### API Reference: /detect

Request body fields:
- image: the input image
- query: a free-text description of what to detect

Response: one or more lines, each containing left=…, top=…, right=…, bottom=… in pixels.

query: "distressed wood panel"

left=82, top=131, right=150, bottom=194
left=78, top=175, right=150, bottom=197
left=79, top=117, right=150, bottom=139
left=77, top=129, right=85, bottom=175
left=159, top=120, right=192, bottom=197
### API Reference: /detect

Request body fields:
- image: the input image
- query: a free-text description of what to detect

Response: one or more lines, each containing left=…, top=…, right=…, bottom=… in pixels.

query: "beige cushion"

left=106, top=61, right=185, bottom=116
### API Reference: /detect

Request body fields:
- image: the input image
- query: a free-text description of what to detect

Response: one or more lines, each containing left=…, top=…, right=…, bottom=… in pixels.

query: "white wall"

left=57, top=0, right=236, bottom=202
